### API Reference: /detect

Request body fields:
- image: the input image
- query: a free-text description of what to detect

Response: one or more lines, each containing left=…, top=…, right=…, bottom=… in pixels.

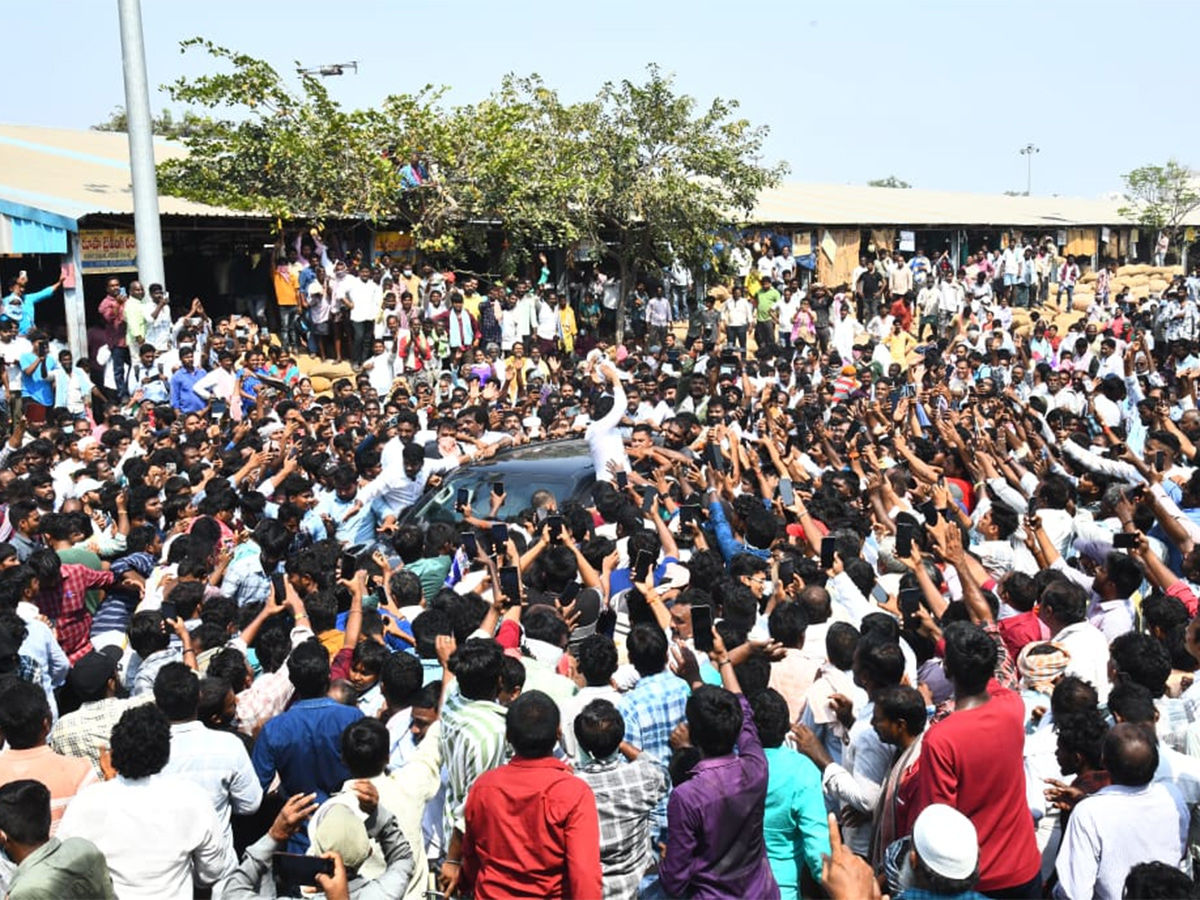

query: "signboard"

left=80, top=229, right=137, bottom=274
left=899, top=230, right=916, bottom=252
left=372, top=231, right=415, bottom=263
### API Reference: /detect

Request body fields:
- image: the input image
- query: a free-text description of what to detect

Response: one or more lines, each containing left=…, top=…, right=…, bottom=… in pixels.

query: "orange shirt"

left=0, top=745, right=97, bottom=834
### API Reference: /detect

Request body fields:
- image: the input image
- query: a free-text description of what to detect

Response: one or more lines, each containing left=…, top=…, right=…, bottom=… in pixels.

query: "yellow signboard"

left=80, top=229, right=138, bottom=274
left=373, top=231, right=415, bottom=262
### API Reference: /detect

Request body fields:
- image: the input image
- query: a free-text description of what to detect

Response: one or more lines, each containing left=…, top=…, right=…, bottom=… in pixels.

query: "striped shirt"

left=439, top=686, right=508, bottom=835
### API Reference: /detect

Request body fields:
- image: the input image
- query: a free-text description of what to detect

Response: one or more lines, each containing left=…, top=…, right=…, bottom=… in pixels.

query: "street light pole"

left=117, top=0, right=165, bottom=288
left=1019, top=143, right=1040, bottom=196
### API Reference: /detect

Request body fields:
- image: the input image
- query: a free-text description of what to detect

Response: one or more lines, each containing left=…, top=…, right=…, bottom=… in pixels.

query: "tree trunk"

left=615, top=255, right=629, bottom=346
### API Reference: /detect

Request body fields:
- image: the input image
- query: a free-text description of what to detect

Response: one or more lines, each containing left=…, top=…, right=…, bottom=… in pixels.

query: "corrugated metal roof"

left=749, top=181, right=1200, bottom=228
left=0, top=124, right=263, bottom=221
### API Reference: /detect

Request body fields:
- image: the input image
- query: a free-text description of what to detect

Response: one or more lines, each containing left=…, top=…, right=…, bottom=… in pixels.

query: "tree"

left=867, top=175, right=911, bottom=189
left=91, top=106, right=211, bottom=140
left=578, top=66, right=787, bottom=342
left=1118, top=160, right=1200, bottom=258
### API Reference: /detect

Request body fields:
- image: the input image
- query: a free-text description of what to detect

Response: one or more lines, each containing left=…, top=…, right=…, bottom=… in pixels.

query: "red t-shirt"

left=997, top=609, right=1050, bottom=660
left=912, top=680, right=1041, bottom=893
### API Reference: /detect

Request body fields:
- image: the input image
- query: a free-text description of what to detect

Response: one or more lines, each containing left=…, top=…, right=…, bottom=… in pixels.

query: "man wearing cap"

left=892, top=804, right=987, bottom=900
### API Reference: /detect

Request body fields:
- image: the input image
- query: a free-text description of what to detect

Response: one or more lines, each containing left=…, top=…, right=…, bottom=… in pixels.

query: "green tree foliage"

left=579, top=66, right=787, bottom=341
left=92, top=105, right=210, bottom=139
left=156, top=44, right=786, bottom=292
left=1118, top=160, right=1200, bottom=251
left=867, top=175, right=911, bottom=189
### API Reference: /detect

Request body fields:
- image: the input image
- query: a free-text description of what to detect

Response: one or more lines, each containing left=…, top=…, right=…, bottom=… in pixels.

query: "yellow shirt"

left=461, top=291, right=483, bottom=319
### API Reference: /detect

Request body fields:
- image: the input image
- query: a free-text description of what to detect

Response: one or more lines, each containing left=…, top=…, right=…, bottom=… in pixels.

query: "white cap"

left=912, top=804, right=978, bottom=881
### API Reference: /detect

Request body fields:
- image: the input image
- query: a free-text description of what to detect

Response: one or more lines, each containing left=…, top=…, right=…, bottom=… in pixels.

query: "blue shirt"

left=19, top=352, right=56, bottom=405
left=707, top=499, right=771, bottom=563
left=4, top=285, right=56, bottom=335
left=169, top=365, right=208, bottom=413
left=251, top=697, right=363, bottom=851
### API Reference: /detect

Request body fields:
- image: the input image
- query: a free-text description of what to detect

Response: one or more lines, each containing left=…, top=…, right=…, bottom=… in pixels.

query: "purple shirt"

left=659, top=694, right=780, bottom=899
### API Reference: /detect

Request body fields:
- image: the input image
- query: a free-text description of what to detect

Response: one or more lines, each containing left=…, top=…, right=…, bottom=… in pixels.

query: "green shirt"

left=7, top=837, right=115, bottom=900
left=756, top=288, right=781, bottom=322
left=407, top=555, right=452, bottom=602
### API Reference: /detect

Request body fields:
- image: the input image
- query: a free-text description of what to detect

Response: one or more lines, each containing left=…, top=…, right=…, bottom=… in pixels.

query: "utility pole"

left=1019, top=144, right=1039, bottom=196
left=117, top=0, right=165, bottom=288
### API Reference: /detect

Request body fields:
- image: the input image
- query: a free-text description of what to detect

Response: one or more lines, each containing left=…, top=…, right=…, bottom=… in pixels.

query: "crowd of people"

left=0, top=228, right=1199, bottom=900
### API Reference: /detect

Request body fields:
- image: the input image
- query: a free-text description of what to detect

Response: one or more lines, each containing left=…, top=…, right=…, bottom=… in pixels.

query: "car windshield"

left=412, top=470, right=580, bottom=524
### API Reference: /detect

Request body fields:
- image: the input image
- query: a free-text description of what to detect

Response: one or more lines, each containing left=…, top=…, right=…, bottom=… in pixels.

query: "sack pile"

left=1066, top=264, right=1184, bottom=309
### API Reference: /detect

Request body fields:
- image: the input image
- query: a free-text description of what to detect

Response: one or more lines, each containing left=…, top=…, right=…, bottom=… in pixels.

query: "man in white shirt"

left=1039, top=580, right=1112, bottom=704
left=1055, top=723, right=1187, bottom=900
left=346, top=265, right=382, bottom=365
left=58, top=704, right=234, bottom=900
left=154, top=663, right=261, bottom=852
left=586, top=360, right=629, bottom=483
left=0, top=317, right=32, bottom=415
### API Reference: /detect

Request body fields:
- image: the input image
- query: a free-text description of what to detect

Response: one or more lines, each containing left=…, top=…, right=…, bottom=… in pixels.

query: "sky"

left=13, top=0, right=1199, bottom=199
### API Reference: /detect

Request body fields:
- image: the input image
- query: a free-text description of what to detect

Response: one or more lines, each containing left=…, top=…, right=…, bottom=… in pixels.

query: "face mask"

left=761, top=580, right=775, bottom=597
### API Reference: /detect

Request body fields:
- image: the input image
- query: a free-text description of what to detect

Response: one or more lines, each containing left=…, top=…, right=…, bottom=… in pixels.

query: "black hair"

left=826, top=622, right=859, bottom=671
left=875, top=684, right=927, bottom=737
left=0, top=780, right=50, bottom=845
left=129, top=610, right=170, bottom=657
left=1055, top=709, right=1108, bottom=771
left=0, top=681, right=49, bottom=749
left=686, top=684, right=742, bottom=757
left=380, top=652, right=424, bottom=709
left=153, top=662, right=199, bottom=721
left=1107, top=680, right=1156, bottom=726
left=450, top=638, right=503, bottom=701
left=768, top=602, right=808, bottom=648
left=1051, top=675, right=1100, bottom=720
left=412, top=607, right=453, bottom=660
left=499, top=655, right=526, bottom=696
left=110, top=704, right=171, bottom=779
left=942, top=621, right=997, bottom=696
left=287, top=639, right=332, bottom=699
left=506, top=690, right=560, bottom=758
left=627, top=623, right=669, bottom=677
left=575, top=634, right=618, bottom=687
left=1122, top=862, right=1199, bottom=899
left=1040, top=580, right=1088, bottom=626
left=573, top=698, right=625, bottom=760
left=734, top=654, right=771, bottom=698
left=1103, top=722, right=1158, bottom=787
left=856, top=636, right=905, bottom=690
left=167, top=581, right=207, bottom=620
left=341, top=718, right=390, bottom=779
left=1110, top=631, right=1172, bottom=698
left=350, top=641, right=389, bottom=678
left=749, top=688, right=791, bottom=749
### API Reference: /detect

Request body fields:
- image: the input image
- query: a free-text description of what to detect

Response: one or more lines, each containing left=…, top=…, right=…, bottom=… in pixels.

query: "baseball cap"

left=310, top=802, right=371, bottom=870
left=912, top=804, right=979, bottom=881
left=71, top=477, right=104, bottom=499
left=67, top=645, right=123, bottom=699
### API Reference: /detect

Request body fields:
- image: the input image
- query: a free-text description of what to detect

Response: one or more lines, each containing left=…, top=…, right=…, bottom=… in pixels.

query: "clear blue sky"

left=14, top=0, right=1198, bottom=198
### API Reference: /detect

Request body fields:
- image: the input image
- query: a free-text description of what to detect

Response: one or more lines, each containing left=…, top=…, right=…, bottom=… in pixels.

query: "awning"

left=0, top=199, right=76, bottom=254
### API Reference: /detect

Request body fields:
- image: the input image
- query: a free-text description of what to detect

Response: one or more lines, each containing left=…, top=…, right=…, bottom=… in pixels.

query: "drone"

left=298, top=62, right=358, bottom=77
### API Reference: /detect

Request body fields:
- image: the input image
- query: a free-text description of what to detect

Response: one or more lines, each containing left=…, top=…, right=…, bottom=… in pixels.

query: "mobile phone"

left=340, top=551, right=357, bottom=580
left=871, top=582, right=890, bottom=606
left=820, top=536, right=836, bottom=570
left=1156, top=451, right=1166, bottom=472
left=778, top=478, right=795, bottom=507
left=273, top=853, right=335, bottom=887
left=160, top=601, right=178, bottom=622
left=641, top=488, right=657, bottom=513
left=918, top=499, right=939, bottom=524
left=707, top=440, right=726, bottom=473
left=615, top=470, right=629, bottom=489
left=455, top=487, right=470, bottom=512
left=492, top=481, right=505, bottom=497
left=679, top=504, right=700, bottom=527
left=547, top=515, right=564, bottom=542
left=270, top=573, right=287, bottom=604
left=498, top=565, right=521, bottom=602
left=491, top=522, right=509, bottom=549
left=895, top=522, right=915, bottom=559
left=778, top=558, right=795, bottom=586
left=460, top=531, right=478, bottom=558
left=559, top=580, right=580, bottom=605
left=634, top=549, right=654, bottom=584
left=691, top=605, right=714, bottom=652
left=1113, top=532, right=1138, bottom=550
left=899, top=587, right=922, bottom=628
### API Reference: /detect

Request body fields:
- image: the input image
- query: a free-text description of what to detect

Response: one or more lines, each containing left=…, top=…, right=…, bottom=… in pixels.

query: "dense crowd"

left=0, top=229, right=1198, bottom=900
